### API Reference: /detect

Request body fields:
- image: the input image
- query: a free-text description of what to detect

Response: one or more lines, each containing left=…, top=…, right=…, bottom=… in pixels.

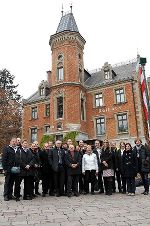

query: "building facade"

left=22, top=8, right=148, bottom=146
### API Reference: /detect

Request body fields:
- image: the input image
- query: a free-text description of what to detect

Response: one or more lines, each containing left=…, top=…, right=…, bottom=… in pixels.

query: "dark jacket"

left=100, top=147, right=114, bottom=170
left=15, top=148, right=35, bottom=177
left=39, top=149, right=51, bottom=174
left=116, top=149, right=124, bottom=173
left=122, top=149, right=138, bottom=178
left=48, top=147, right=65, bottom=172
left=65, top=151, right=81, bottom=176
left=133, top=145, right=150, bottom=173
left=93, top=147, right=102, bottom=172
left=2, top=146, right=17, bottom=172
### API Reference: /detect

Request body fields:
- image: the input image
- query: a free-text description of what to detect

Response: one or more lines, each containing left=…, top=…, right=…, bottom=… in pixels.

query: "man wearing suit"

left=48, top=140, right=65, bottom=196
left=93, top=140, right=104, bottom=193
left=2, top=137, right=18, bottom=201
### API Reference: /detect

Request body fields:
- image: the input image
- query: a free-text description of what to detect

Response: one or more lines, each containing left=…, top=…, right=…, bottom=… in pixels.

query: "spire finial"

left=70, top=2, right=72, bottom=13
left=61, top=4, right=63, bottom=16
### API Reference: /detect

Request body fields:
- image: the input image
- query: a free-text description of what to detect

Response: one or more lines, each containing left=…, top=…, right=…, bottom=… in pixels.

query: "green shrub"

left=63, top=131, right=79, bottom=146
left=40, top=134, right=55, bottom=149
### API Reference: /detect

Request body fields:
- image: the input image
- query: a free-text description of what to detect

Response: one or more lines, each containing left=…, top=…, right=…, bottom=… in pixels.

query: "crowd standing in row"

left=2, top=137, right=150, bottom=201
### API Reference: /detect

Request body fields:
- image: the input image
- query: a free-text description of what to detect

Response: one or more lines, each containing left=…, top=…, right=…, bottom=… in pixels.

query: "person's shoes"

left=107, top=192, right=112, bottom=196
left=119, top=189, right=122, bottom=193
left=23, top=196, right=32, bottom=200
left=42, top=193, right=46, bottom=197
left=4, top=196, right=9, bottom=201
left=99, top=190, right=104, bottom=194
left=79, top=190, right=83, bottom=194
left=16, top=197, right=20, bottom=202
left=112, top=190, right=116, bottom=193
left=55, top=193, right=60, bottom=197
left=32, top=194, right=38, bottom=198
left=91, top=192, right=95, bottom=195
left=35, top=191, right=41, bottom=195
left=74, top=192, right=79, bottom=197
left=130, top=193, right=135, bottom=196
left=127, top=193, right=131, bottom=196
left=122, top=191, right=126, bottom=194
left=144, top=191, right=149, bottom=195
left=9, top=195, right=16, bottom=200
left=49, top=193, right=55, bottom=196
left=68, top=193, right=72, bottom=198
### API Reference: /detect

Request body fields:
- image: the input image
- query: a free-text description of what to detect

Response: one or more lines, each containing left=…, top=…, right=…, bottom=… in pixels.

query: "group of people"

left=2, top=137, right=150, bottom=201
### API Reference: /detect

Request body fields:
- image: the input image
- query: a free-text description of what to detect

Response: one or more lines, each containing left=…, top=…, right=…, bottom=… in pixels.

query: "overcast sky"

left=0, top=0, right=149, bottom=98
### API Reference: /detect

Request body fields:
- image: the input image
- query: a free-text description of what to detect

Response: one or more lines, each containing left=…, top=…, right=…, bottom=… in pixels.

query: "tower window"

left=45, top=104, right=50, bottom=117
left=57, top=67, right=64, bottom=81
left=57, top=96, right=63, bottom=119
left=81, top=98, right=85, bottom=120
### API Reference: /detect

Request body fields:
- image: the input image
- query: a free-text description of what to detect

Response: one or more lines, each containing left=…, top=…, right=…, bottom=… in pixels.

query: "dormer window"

left=104, top=70, right=110, bottom=80
left=40, top=87, right=45, bottom=96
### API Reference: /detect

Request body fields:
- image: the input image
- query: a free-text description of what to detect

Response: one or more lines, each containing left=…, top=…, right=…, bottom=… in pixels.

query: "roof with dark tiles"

left=23, top=91, right=50, bottom=105
left=56, top=12, right=79, bottom=33
left=84, top=61, right=137, bottom=88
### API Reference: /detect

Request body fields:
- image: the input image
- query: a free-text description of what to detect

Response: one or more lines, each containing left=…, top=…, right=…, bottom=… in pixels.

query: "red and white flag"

left=139, top=66, right=149, bottom=121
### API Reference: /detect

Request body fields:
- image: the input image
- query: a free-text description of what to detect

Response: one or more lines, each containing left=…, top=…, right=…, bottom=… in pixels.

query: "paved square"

left=0, top=175, right=150, bottom=226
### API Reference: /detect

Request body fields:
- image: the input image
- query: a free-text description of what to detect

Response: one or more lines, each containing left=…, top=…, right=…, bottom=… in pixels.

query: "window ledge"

left=44, top=115, right=50, bottom=118
left=114, top=101, right=127, bottom=105
left=93, top=105, right=106, bottom=109
left=117, top=131, right=129, bottom=135
left=96, top=134, right=106, bottom=137
left=29, top=118, right=38, bottom=121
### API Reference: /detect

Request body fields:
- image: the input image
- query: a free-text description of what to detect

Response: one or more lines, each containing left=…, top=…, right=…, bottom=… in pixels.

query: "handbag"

left=11, top=166, right=20, bottom=174
left=11, top=149, right=21, bottom=174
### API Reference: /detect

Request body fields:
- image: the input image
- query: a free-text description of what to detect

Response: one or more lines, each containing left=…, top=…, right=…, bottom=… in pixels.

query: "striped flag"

left=139, top=65, right=150, bottom=136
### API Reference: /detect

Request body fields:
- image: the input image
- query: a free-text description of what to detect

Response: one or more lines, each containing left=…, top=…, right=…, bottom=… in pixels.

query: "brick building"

left=22, top=8, right=148, bottom=146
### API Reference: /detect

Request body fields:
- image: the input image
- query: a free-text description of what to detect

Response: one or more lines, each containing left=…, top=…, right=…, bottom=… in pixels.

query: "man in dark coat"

left=48, top=140, right=65, bottom=196
left=39, top=143, right=52, bottom=197
left=2, top=137, right=18, bottom=201
left=65, top=144, right=81, bottom=197
left=93, top=140, right=104, bottom=193
left=133, top=138, right=150, bottom=195
left=116, top=142, right=126, bottom=193
left=15, top=140, right=35, bottom=200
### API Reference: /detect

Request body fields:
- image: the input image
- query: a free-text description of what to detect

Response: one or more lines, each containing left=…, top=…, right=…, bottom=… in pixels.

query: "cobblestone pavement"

left=0, top=175, right=150, bottom=226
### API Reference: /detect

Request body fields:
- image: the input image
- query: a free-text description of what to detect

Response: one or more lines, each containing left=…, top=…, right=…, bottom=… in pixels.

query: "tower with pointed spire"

left=49, top=6, right=87, bottom=139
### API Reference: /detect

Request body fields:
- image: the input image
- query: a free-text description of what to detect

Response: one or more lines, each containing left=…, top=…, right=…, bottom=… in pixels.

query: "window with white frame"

left=40, top=87, right=45, bottom=96
left=30, top=128, right=37, bottom=143
left=104, top=71, right=110, bottom=79
left=115, top=88, right=125, bottom=104
left=117, top=113, right=128, bottom=133
left=31, top=107, right=37, bottom=119
left=96, top=117, right=105, bottom=135
left=45, top=104, right=50, bottom=117
left=95, top=93, right=103, bottom=107
left=45, top=125, right=50, bottom=133
left=81, top=98, right=85, bottom=120
left=57, top=67, right=64, bottom=81
left=57, top=96, right=63, bottom=119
